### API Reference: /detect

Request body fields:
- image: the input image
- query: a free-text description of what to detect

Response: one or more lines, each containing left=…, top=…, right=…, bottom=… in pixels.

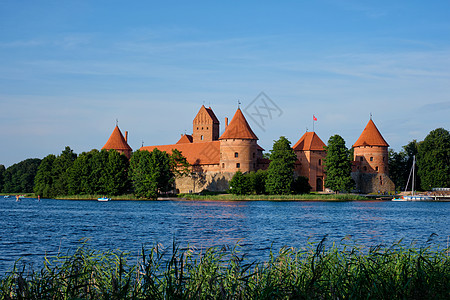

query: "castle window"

left=370, top=157, right=373, bottom=161
left=380, top=176, right=383, bottom=185
left=197, top=127, right=199, bottom=130
left=235, top=152, right=238, bottom=158
left=222, top=163, right=225, bottom=168
left=253, top=163, right=256, bottom=169
left=375, top=166, right=379, bottom=171
left=360, top=157, right=363, bottom=162
left=201, top=135, right=203, bottom=140
left=318, top=159, right=322, bottom=166
left=363, top=166, right=367, bottom=171
left=202, top=127, right=204, bottom=130
left=236, top=163, right=240, bottom=168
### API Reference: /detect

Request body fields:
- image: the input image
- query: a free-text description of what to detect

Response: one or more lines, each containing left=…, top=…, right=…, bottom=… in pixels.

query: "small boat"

left=97, top=197, right=110, bottom=202
left=392, top=155, right=434, bottom=202
left=4, top=195, right=11, bottom=199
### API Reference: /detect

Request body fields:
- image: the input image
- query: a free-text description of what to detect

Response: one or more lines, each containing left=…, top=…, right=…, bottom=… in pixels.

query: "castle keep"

left=103, top=105, right=394, bottom=194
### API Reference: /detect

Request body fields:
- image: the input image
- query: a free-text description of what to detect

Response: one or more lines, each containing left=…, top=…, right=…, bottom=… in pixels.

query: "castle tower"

left=102, top=125, right=132, bottom=159
left=353, top=119, right=389, bottom=174
left=192, top=105, right=220, bottom=142
left=219, top=108, right=258, bottom=173
left=352, top=119, right=394, bottom=193
left=293, top=132, right=326, bottom=192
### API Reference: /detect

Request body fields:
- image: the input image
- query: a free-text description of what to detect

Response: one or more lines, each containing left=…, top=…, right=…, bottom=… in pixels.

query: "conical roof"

left=219, top=108, right=258, bottom=140
left=353, top=119, right=389, bottom=148
left=102, top=126, right=132, bottom=151
left=293, top=132, right=326, bottom=151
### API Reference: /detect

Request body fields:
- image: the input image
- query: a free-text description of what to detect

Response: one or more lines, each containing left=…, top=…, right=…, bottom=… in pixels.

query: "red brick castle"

left=102, top=105, right=394, bottom=194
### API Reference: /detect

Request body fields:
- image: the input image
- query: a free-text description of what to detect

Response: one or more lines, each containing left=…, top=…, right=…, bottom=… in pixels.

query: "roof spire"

left=238, top=99, right=241, bottom=108
left=370, top=112, right=373, bottom=120
left=116, top=118, right=119, bottom=126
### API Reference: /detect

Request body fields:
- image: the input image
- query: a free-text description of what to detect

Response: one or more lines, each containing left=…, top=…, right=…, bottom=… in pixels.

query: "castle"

left=102, top=105, right=394, bottom=194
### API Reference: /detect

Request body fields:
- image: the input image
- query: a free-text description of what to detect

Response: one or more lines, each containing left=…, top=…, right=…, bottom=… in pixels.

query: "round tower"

left=219, top=108, right=258, bottom=173
left=353, top=119, right=389, bottom=175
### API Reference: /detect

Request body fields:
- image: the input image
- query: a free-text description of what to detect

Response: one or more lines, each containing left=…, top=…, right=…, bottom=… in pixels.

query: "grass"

left=179, top=193, right=369, bottom=201
left=1, top=239, right=448, bottom=299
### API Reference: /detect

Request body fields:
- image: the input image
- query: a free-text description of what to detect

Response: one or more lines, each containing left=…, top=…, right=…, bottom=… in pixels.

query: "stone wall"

left=174, top=172, right=234, bottom=193
left=352, top=171, right=395, bottom=194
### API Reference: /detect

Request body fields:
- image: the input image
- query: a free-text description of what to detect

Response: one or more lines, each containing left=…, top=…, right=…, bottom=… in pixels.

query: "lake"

left=1, top=198, right=449, bottom=274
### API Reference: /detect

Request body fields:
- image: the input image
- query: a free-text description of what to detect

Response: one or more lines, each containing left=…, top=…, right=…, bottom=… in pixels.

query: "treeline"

left=0, top=159, right=41, bottom=193
left=388, top=128, right=450, bottom=191
left=32, top=147, right=189, bottom=199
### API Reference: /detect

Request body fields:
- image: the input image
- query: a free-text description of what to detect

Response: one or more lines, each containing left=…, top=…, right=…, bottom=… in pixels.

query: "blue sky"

left=1, top=1, right=449, bottom=167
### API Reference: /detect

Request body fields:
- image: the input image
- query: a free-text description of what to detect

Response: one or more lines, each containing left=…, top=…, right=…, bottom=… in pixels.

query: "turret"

left=352, top=119, right=389, bottom=174
left=219, top=108, right=258, bottom=173
left=102, top=125, right=132, bottom=159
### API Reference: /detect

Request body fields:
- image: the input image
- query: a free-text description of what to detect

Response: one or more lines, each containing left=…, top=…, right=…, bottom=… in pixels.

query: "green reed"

left=1, top=238, right=449, bottom=299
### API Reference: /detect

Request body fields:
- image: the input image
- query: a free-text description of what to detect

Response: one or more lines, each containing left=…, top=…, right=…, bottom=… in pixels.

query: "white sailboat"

left=392, top=155, right=433, bottom=201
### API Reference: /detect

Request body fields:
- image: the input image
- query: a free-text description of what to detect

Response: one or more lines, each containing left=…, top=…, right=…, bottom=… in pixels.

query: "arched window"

left=235, top=152, right=238, bottom=158
left=201, top=135, right=203, bottom=140
left=370, top=157, right=373, bottom=161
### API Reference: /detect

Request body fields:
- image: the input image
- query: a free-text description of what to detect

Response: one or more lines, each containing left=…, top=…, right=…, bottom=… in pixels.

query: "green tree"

left=324, top=135, right=354, bottom=192
left=266, top=136, right=297, bottom=195
left=104, top=150, right=130, bottom=195
left=34, top=154, right=56, bottom=198
left=51, top=147, right=77, bottom=196
left=169, top=149, right=191, bottom=177
left=388, top=149, right=407, bottom=192
left=292, top=176, right=312, bottom=194
left=130, top=149, right=174, bottom=199
left=0, top=164, right=5, bottom=192
left=417, top=128, right=450, bottom=189
left=2, top=158, right=41, bottom=193
left=229, top=170, right=251, bottom=195
left=248, top=169, right=267, bottom=195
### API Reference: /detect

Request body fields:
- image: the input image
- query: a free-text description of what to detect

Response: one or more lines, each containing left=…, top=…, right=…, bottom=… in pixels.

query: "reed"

left=1, top=239, right=449, bottom=299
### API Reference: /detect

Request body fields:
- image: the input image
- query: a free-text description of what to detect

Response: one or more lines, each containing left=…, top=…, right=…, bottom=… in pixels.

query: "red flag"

left=313, top=115, right=317, bottom=121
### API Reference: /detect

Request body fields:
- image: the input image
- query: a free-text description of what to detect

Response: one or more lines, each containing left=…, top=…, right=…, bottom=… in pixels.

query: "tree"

left=51, top=147, right=77, bottom=196
left=0, top=164, right=5, bottom=192
left=2, top=158, right=41, bottom=193
left=324, top=135, right=354, bottom=192
left=104, top=150, right=130, bottom=195
left=248, top=169, right=267, bottom=195
left=34, top=154, right=56, bottom=198
left=417, top=128, right=450, bottom=189
left=229, top=170, right=252, bottom=195
left=292, top=176, right=312, bottom=194
left=130, top=149, right=174, bottom=199
left=388, top=149, right=407, bottom=192
left=169, top=149, right=191, bottom=177
left=265, top=136, right=297, bottom=195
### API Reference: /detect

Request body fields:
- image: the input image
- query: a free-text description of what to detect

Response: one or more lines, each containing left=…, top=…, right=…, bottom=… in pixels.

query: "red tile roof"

left=176, top=134, right=193, bottom=144
left=293, top=132, right=326, bottom=151
left=205, top=106, right=219, bottom=124
left=102, top=126, right=132, bottom=151
left=353, top=119, right=389, bottom=147
left=219, top=108, right=258, bottom=140
left=140, top=141, right=220, bottom=165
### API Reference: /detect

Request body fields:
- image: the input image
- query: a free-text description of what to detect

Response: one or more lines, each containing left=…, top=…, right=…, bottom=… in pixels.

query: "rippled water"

left=1, top=198, right=449, bottom=274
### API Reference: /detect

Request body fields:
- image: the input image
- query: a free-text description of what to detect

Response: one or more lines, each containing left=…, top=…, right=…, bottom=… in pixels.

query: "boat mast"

left=412, top=156, right=415, bottom=196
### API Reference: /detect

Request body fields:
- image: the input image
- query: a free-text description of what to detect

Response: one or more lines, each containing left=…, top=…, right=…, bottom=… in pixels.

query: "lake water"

left=1, top=198, right=449, bottom=274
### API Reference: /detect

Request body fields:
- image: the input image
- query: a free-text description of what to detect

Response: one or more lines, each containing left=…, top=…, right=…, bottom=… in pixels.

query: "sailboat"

left=392, top=155, right=433, bottom=201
